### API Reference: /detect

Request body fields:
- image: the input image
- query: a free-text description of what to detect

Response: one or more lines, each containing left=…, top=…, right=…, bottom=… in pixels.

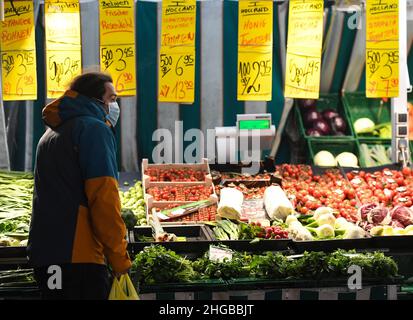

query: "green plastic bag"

left=108, top=274, right=139, bottom=300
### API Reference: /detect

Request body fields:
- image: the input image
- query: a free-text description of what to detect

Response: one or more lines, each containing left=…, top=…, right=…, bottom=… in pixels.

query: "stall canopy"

left=2, top=0, right=413, bottom=172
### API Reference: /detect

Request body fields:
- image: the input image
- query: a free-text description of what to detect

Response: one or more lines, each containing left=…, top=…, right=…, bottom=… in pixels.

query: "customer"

left=28, top=72, right=131, bottom=300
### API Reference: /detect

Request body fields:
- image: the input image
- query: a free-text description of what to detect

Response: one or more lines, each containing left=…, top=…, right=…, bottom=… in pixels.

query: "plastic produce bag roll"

left=217, top=188, right=244, bottom=220
left=264, top=185, right=294, bottom=221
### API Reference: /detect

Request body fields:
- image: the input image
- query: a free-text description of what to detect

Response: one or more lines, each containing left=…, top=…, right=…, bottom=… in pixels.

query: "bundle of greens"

left=0, top=171, right=34, bottom=246
left=192, top=248, right=252, bottom=280
left=131, top=245, right=399, bottom=286
left=131, top=245, right=196, bottom=286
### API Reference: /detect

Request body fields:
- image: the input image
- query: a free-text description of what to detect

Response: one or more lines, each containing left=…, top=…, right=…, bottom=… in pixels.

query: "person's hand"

left=113, top=269, right=130, bottom=280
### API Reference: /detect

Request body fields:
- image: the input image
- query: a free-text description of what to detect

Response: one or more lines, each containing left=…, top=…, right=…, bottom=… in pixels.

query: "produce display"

left=131, top=245, right=399, bottom=285
left=144, top=168, right=207, bottom=182
left=286, top=209, right=366, bottom=240
left=359, top=144, right=392, bottom=167
left=120, top=181, right=147, bottom=226
left=358, top=204, right=413, bottom=235
left=354, top=118, right=391, bottom=138
left=298, top=99, right=348, bottom=137
left=210, top=219, right=289, bottom=241
left=153, top=204, right=217, bottom=222
left=277, top=165, right=359, bottom=221
left=146, top=185, right=213, bottom=202
left=215, top=184, right=268, bottom=200
left=313, top=150, right=358, bottom=167
left=212, top=171, right=272, bottom=182
left=0, top=171, right=33, bottom=246
left=346, top=167, right=413, bottom=207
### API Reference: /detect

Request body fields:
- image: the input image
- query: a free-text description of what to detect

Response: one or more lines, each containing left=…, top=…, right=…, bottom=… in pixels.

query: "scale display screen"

left=239, top=119, right=271, bottom=130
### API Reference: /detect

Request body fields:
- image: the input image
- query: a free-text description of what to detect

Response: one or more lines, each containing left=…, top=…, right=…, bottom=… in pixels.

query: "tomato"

left=402, top=167, right=411, bottom=176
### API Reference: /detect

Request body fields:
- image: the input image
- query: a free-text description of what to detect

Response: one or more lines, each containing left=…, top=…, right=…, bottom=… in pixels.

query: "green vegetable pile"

left=131, top=245, right=399, bottom=286
left=132, top=245, right=196, bottom=285
left=120, top=181, right=146, bottom=226
left=359, top=144, right=392, bottom=167
left=0, top=170, right=34, bottom=246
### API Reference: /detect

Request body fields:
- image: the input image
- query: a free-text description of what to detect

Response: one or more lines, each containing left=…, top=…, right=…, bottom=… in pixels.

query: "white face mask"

left=107, top=101, right=120, bottom=127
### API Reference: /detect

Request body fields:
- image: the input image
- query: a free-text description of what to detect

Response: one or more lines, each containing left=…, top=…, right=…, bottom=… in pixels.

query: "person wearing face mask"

left=28, top=72, right=131, bottom=300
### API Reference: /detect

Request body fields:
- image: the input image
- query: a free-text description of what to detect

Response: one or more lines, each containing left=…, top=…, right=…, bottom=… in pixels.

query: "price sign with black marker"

left=1, top=0, right=37, bottom=100
left=366, top=0, right=399, bottom=98
left=284, top=0, right=324, bottom=99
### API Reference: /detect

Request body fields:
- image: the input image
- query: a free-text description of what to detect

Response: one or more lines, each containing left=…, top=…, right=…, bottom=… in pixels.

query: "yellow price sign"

left=285, top=51, right=321, bottom=99
left=100, top=44, right=136, bottom=95
left=45, top=0, right=82, bottom=98
left=158, top=48, right=195, bottom=103
left=284, top=0, right=323, bottom=99
left=46, top=50, right=82, bottom=98
left=161, top=0, right=196, bottom=47
left=237, top=49, right=272, bottom=101
left=237, top=0, right=273, bottom=101
left=99, top=0, right=136, bottom=96
left=0, top=0, right=37, bottom=100
left=366, top=0, right=399, bottom=98
left=238, top=1, right=273, bottom=48
left=1, top=50, right=36, bottom=100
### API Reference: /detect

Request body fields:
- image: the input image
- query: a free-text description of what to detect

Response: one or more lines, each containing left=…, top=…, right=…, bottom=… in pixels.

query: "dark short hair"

left=69, top=72, right=113, bottom=100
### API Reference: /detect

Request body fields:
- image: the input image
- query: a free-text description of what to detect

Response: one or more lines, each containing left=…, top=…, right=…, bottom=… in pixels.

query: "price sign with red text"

left=45, top=0, right=82, bottom=98
left=159, top=0, right=196, bottom=103
left=366, top=0, right=399, bottom=98
left=237, top=0, right=273, bottom=101
left=0, top=0, right=37, bottom=100
left=158, top=47, right=195, bottom=103
left=284, top=0, right=323, bottom=99
left=99, top=0, right=136, bottom=96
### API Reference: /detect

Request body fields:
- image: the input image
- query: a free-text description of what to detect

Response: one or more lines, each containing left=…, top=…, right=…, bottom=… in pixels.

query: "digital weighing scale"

left=215, top=113, right=276, bottom=164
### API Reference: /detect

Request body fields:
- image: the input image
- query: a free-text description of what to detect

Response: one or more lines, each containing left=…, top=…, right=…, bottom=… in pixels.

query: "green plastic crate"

left=307, top=138, right=360, bottom=166
left=358, top=139, right=392, bottom=168
left=342, top=92, right=391, bottom=140
left=295, top=93, right=354, bottom=139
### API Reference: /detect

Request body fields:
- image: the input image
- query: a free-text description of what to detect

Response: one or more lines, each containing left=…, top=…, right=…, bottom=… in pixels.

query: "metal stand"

left=391, top=0, right=412, bottom=166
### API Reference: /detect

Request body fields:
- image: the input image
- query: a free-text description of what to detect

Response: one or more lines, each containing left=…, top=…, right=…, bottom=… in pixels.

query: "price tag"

left=284, top=0, right=324, bottom=99
left=208, top=245, right=233, bottom=263
left=45, top=0, right=82, bottom=98
left=99, top=0, right=136, bottom=96
left=237, top=0, right=273, bottom=101
left=158, top=0, right=196, bottom=103
left=0, top=0, right=37, bottom=100
left=46, top=51, right=82, bottom=97
left=366, top=0, right=399, bottom=98
left=158, top=47, right=195, bottom=103
left=161, top=0, right=196, bottom=47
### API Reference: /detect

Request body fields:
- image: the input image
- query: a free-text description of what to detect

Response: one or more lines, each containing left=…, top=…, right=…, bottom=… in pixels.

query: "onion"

left=306, top=128, right=323, bottom=136
left=330, top=116, right=347, bottom=133
left=312, top=119, right=331, bottom=135
left=298, top=99, right=317, bottom=108
left=322, top=109, right=339, bottom=121
left=303, top=109, right=322, bottom=127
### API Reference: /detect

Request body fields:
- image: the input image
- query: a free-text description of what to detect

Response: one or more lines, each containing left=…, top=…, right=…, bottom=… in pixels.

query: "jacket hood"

left=42, top=90, right=109, bottom=128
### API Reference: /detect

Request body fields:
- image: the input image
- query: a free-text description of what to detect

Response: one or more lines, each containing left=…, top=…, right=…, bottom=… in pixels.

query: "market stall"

left=1, top=0, right=413, bottom=301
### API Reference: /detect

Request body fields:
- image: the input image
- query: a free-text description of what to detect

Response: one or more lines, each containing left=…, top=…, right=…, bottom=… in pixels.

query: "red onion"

left=330, top=116, right=347, bottom=133
left=322, top=109, right=339, bottom=121
left=298, top=99, right=317, bottom=108
left=312, top=119, right=331, bottom=135
left=306, top=128, right=323, bottom=136
left=303, top=109, right=322, bottom=128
